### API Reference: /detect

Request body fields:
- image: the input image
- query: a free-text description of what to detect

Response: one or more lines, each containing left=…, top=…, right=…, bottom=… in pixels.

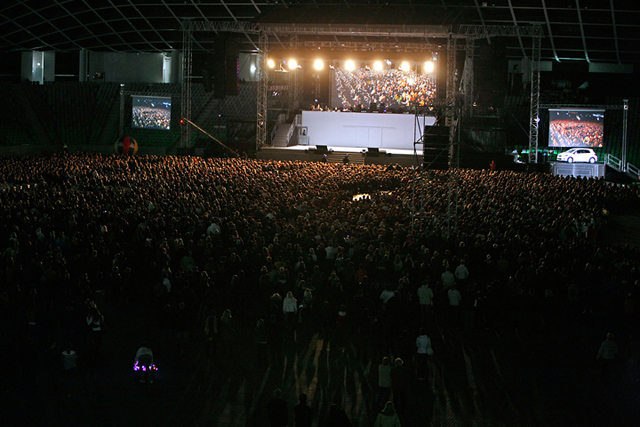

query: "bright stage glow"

left=250, top=64, right=256, bottom=73
left=288, top=59, right=297, bottom=70
left=267, top=59, right=275, bottom=69
left=400, top=62, right=410, bottom=72
left=314, top=59, right=324, bottom=70
left=424, top=61, right=434, bottom=73
left=345, top=60, right=355, bottom=71
left=373, top=61, right=383, bottom=71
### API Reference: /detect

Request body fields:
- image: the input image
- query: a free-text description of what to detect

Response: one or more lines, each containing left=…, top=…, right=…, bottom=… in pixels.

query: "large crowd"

left=132, top=106, right=171, bottom=130
left=335, top=67, right=436, bottom=111
left=549, top=119, right=604, bottom=148
left=1, top=153, right=639, bottom=425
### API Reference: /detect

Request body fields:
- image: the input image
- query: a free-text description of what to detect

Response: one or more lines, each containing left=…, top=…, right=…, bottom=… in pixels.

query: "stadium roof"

left=1, top=0, right=639, bottom=64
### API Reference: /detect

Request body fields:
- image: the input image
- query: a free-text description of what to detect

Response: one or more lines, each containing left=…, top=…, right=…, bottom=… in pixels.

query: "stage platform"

left=549, top=161, right=606, bottom=178
left=256, top=144, right=421, bottom=166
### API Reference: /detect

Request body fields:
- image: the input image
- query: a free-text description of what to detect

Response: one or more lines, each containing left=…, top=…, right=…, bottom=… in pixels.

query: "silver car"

left=556, top=148, right=598, bottom=163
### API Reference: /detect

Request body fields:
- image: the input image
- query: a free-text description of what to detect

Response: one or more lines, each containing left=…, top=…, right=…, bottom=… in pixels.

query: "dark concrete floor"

left=4, top=297, right=640, bottom=427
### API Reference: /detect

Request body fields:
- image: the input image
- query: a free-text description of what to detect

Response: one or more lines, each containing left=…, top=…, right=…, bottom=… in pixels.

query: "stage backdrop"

left=301, top=111, right=436, bottom=150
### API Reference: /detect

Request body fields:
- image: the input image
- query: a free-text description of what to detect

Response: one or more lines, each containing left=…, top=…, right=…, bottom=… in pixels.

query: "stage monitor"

left=549, top=109, right=604, bottom=148
left=131, top=95, right=171, bottom=130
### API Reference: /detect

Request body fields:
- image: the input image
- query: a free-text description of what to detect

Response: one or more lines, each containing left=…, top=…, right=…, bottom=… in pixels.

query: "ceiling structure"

left=1, top=0, right=639, bottom=64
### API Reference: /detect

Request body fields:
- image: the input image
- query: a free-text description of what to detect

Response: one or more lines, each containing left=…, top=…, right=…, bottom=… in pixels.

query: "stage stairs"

left=326, top=151, right=365, bottom=165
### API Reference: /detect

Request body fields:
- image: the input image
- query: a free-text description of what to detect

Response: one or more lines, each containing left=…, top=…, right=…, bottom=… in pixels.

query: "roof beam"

left=109, top=0, right=155, bottom=51
left=540, top=0, right=560, bottom=62
left=506, top=0, right=527, bottom=59
left=575, top=0, right=590, bottom=63
left=20, top=1, right=83, bottom=51
left=610, top=0, right=621, bottom=64
left=127, top=0, right=173, bottom=50
left=472, top=0, right=491, bottom=44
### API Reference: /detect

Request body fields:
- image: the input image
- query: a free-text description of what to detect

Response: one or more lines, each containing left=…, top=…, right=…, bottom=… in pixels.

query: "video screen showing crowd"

left=549, top=109, right=604, bottom=148
left=131, top=95, right=172, bottom=131
left=334, top=66, right=436, bottom=112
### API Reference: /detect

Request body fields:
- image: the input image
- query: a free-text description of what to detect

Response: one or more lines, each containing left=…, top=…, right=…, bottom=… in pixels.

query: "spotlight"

left=400, top=62, right=410, bottom=72
left=288, top=59, right=297, bottom=70
left=373, top=61, right=383, bottom=71
left=345, top=60, right=355, bottom=71
left=424, top=61, right=434, bottom=73
left=314, top=59, right=324, bottom=70
left=267, top=59, right=275, bottom=68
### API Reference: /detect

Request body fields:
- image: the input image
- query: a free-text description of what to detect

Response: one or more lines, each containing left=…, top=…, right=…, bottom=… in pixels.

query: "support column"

left=181, top=25, right=193, bottom=149
left=622, top=99, right=629, bottom=171
left=256, top=30, right=268, bottom=151
left=446, top=34, right=457, bottom=128
left=79, top=49, right=88, bottom=82
left=463, top=38, right=475, bottom=115
left=528, top=32, right=541, bottom=164
left=290, top=34, right=299, bottom=110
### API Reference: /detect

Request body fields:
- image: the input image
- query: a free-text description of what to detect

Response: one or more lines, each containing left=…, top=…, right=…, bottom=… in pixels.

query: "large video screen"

left=131, top=95, right=171, bottom=130
left=549, top=109, right=604, bottom=148
left=333, top=64, right=436, bottom=111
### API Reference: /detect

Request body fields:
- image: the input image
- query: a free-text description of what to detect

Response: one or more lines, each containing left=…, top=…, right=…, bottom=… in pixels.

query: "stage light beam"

left=400, top=62, right=410, bottom=72
left=424, top=61, right=434, bottom=73
left=267, top=59, right=275, bottom=69
left=314, top=59, right=324, bottom=70
left=288, top=59, right=297, bottom=70
left=373, top=61, right=383, bottom=71
left=345, top=60, right=355, bottom=71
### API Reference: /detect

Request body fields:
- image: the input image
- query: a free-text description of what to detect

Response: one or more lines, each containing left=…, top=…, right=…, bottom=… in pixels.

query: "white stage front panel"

left=301, top=111, right=436, bottom=150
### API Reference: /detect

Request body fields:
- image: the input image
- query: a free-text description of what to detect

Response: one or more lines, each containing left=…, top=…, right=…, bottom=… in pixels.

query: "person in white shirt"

left=417, top=280, right=434, bottom=321
left=283, top=291, right=298, bottom=327
left=380, top=284, right=395, bottom=305
left=448, top=284, right=462, bottom=326
left=454, top=260, right=469, bottom=286
left=134, top=342, right=154, bottom=384
left=416, top=328, right=433, bottom=380
left=441, top=268, right=455, bottom=288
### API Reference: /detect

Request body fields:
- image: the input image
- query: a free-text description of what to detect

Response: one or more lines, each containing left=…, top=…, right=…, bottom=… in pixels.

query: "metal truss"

left=446, top=35, right=456, bottom=128
left=462, top=38, right=475, bottom=114
left=257, top=30, right=268, bottom=150
left=528, top=33, right=541, bottom=164
left=181, top=25, right=193, bottom=149
left=458, top=25, right=543, bottom=38
left=539, top=104, right=626, bottom=110
left=290, top=34, right=299, bottom=110
left=300, top=40, right=439, bottom=52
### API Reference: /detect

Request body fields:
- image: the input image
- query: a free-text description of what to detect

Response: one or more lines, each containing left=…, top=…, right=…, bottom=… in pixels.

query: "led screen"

left=333, top=64, right=436, bottom=111
left=131, top=95, right=171, bottom=130
left=549, top=109, right=604, bottom=148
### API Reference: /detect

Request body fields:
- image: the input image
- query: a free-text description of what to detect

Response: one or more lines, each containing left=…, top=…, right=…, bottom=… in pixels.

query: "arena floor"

left=4, top=265, right=640, bottom=427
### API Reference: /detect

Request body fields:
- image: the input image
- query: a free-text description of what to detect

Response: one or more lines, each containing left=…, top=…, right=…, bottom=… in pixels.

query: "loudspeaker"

left=212, top=37, right=227, bottom=99
left=317, top=145, right=328, bottom=153
left=475, top=40, right=508, bottom=107
left=225, top=40, right=239, bottom=97
left=368, top=147, right=380, bottom=156
left=202, top=69, right=213, bottom=93
left=424, top=126, right=450, bottom=137
left=436, top=49, right=447, bottom=100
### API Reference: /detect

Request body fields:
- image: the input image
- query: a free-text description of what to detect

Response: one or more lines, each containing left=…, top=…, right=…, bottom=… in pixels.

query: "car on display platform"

left=556, top=148, right=598, bottom=163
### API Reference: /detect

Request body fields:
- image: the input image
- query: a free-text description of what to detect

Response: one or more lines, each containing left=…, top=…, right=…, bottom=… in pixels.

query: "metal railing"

left=605, top=154, right=623, bottom=172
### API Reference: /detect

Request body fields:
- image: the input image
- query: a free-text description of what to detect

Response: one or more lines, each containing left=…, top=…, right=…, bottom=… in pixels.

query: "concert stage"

left=258, top=110, right=435, bottom=166
left=256, top=144, right=421, bottom=166
left=549, top=161, right=606, bottom=178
